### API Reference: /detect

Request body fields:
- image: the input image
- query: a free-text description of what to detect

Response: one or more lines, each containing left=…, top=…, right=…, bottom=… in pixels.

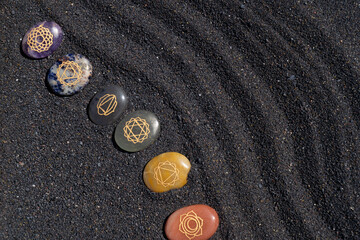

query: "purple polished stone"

left=22, top=21, right=63, bottom=59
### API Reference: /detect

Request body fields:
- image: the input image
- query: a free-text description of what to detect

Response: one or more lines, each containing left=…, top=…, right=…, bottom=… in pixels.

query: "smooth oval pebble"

left=47, top=53, right=92, bottom=96
left=88, top=85, right=128, bottom=125
left=143, top=152, right=191, bottom=193
left=22, top=21, right=63, bottom=59
left=114, top=110, right=160, bottom=152
left=165, top=204, right=219, bottom=240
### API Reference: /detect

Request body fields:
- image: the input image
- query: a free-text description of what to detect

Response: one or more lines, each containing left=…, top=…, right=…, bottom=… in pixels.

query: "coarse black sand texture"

left=1, top=0, right=359, bottom=239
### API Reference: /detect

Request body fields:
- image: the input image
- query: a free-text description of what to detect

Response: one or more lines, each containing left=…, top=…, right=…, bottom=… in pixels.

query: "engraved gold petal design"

left=27, top=24, right=53, bottom=53
left=153, top=161, right=179, bottom=187
left=56, top=61, right=82, bottom=86
left=179, top=210, right=204, bottom=239
left=97, top=94, right=118, bottom=116
left=123, top=117, right=150, bottom=143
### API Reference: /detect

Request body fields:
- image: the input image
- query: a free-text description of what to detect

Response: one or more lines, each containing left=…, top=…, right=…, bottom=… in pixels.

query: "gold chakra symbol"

left=56, top=61, right=83, bottom=86
left=97, top=94, right=117, bottom=116
left=123, top=117, right=150, bottom=144
left=153, top=161, right=180, bottom=187
left=179, top=210, right=203, bottom=239
left=27, top=24, right=53, bottom=53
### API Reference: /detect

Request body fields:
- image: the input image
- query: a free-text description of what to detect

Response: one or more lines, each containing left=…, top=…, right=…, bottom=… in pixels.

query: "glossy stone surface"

left=114, top=110, right=160, bottom=152
left=88, top=85, right=128, bottom=125
left=143, top=152, right=191, bottom=193
left=22, top=21, right=63, bottom=59
left=165, top=204, right=219, bottom=240
left=47, top=54, right=92, bottom=96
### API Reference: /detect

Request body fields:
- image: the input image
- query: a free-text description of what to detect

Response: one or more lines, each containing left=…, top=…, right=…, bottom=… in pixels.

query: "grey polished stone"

left=114, top=110, right=160, bottom=152
left=88, top=85, right=128, bottom=125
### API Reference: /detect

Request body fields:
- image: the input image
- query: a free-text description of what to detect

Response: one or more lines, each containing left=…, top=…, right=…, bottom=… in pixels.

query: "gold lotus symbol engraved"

left=97, top=94, right=117, bottom=116
left=56, top=61, right=82, bottom=86
left=153, top=161, right=180, bottom=187
left=123, top=117, right=150, bottom=144
left=27, top=24, right=53, bottom=53
left=179, top=210, right=203, bottom=239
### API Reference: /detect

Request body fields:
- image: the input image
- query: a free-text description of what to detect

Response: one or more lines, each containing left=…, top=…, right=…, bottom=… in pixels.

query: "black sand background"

left=1, top=0, right=359, bottom=239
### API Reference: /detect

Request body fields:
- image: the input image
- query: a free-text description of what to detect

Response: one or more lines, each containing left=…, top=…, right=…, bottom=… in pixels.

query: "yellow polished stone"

left=143, top=152, right=191, bottom=193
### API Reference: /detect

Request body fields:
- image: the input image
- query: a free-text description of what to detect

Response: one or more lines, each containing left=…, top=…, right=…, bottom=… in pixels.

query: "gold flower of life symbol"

left=123, top=117, right=150, bottom=144
left=153, top=161, right=180, bottom=187
left=27, top=24, right=53, bottom=53
left=179, top=210, right=204, bottom=239
left=97, top=94, right=118, bottom=116
left=56, top=61, right=83, bottom=86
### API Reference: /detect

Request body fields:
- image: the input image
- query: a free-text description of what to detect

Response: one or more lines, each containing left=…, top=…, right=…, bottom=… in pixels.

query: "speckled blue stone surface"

left=22, top=21, right=63, bottom=59
left=47, top=54, right=92, bottom=96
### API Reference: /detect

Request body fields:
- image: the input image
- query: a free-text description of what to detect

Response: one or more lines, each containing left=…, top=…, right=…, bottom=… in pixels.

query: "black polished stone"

left=114, top=110, right=160, bottom=152
left=88, top=85, right=128, bottom=125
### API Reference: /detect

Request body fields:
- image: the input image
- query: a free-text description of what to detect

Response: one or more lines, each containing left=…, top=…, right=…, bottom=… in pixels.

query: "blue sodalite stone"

left=22, top=21, right=63, bottom=59
left=47, top=54, right=92, bottom=96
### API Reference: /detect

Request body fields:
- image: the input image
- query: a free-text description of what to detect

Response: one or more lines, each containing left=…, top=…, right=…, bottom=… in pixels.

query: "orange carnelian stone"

left=165, top=204, right=219, bottom=240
